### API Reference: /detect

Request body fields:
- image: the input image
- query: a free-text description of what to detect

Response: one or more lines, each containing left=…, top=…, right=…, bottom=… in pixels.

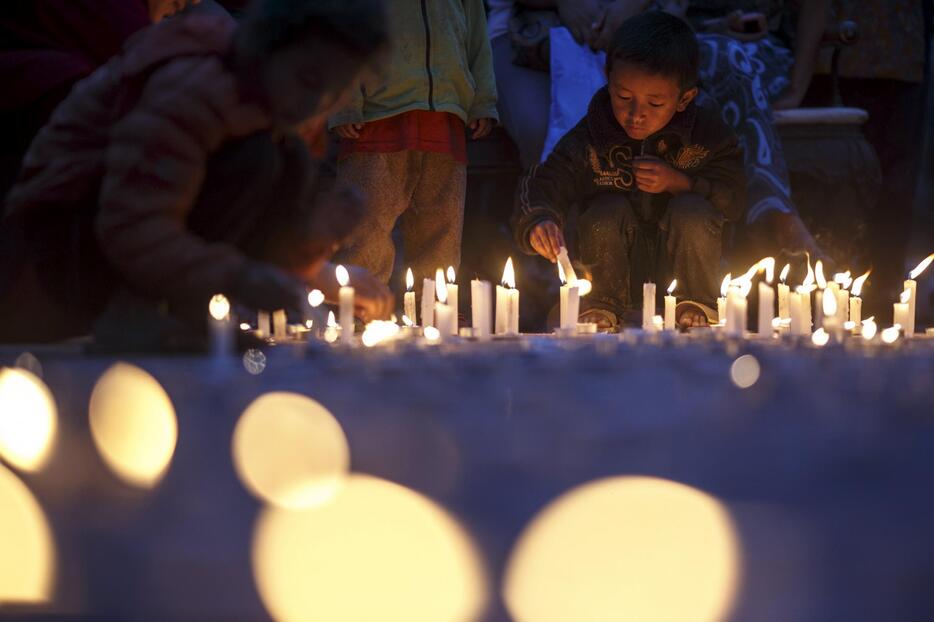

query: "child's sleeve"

left=511, top=129, right=587, bottom=254
left=464, top=0, right=498, bottom=123
left=688, top=116, right=747, bottom=223
left=327, top=80, right=365, bottom=129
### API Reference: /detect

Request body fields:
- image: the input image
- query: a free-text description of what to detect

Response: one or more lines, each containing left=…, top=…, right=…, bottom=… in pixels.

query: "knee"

left=665, top=194, right=723, bottom=239
left=579, top=195, right=636, bottom=243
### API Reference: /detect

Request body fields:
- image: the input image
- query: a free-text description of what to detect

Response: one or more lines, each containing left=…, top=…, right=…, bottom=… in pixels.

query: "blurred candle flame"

left=861, top=316, right=877, bottom=340
left=667, top=279, right=677, bottom=295
left=908, top=252, right=934, bottom=279
left=209, top=294, right=230, bottom=321
left=308, top=289, right=325, bottom=308
left=435, top=269, right=448, bottom=304
left=447, top=266, right=456, bottom=283
left=815, top=260, right=827, bottom=289
left=502, top=257, right=516, bottom=289
left=822, top=289, right=837, bottom=316
left=406, top=268, right=414, bottom=291
left=900, top=289, right=911, bottom=304
left=851, top=270, right=870, bottom=297
left=811, top=328, right=829, bottom=347
left=720, top=274, right=731, bottom=298
left=327, top=311, right=337, bottom=327
left=779, top=263, right=790, bottom=283
left=758, top=257, right=775, bottom=283
left=335, top=265, right=349, bottom=288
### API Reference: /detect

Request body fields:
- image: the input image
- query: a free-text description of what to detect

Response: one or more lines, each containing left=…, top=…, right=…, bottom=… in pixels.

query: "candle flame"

left=502, top=257, right=516, bottom=289
left=305, top=319, right=313, bottom=329
left=447, top=266, right=456, bottom=283
left=844, top=320, right=855, bottom=331
left=811, top=328, right=829, bottom=347
left=402, top=314, right=414, bottom=327
left=435, top=268, right=447, bottom=304
left=908, top=252, right=934, bottom=279
left=861, top=317, right=877, bottom=340
left=667, top=279, right=677, bottom=295
left=240, top=322, right=251, bottom=331
left=575, top=278, right=592, bottom=297
left=405, top=268, right=414, bottom=291
left=822, top=289, right=837, bottom=316
left=209, top=294, right=230, bottom=320
left=308, top=289, right=325, bottom=308
left=900, top=288, right=911, bottom=304
left=851, top=270, right=870, bottom=297
left=557, top=260, right=567, bottom=285
left=815, top=260, right=827, bottom=290
left=803, top=254, right=815, bottom=289
left=833, top=271, right=851, bottom=286
left=423, top=326, right=441, bottom=342
left=361, top=319, right=401, bottom=348
left=720, top=274, right=731, bottom=298
left=335, top=265, right=349, bottom=288
left=327, top=310, right=337, bottom=327
left=758, top=257, right=775, bottom=283
left=881, top=325, right=900, bottom=344
left=779, top=263, right=790, bottom=283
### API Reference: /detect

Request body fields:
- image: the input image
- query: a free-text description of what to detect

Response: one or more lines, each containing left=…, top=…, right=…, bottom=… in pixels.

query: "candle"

left=558, top=261, right=581, bottom=331
left=905, top=253, right=934, bottom=338
left=821, top=286, right=842, bottom=341
left=642, top=282, right=656, bottom=330
left=758, top=281, right=774, bottom=337
left=849, top=270, right=870, bottom=329
left=789, top=290, right=805, bottom=336
left=813, top=260, right=827, bottom=330
left=664, top=279, right=677, bottom=331
left=422, top=277, right=435, bottom=328
left=335, top=264, right=354, bottom=343
left=894, top=288, right=911, bottom=334
left=777, top=263, right=791, bottom=319
left=496, top=258, right=519, bottom=335
left=716, top=274, right=730, bottom=324
left=471, top=279, right=492, bottom=340
left=801, top=289, right=812, bottom=335
left=433, top=269, right=455, bottom=341
left=208, top=294, right=233, bottom=358
left=446, top=267, right=459, bottom=336
left=257, top=310, right=270, bottom=338
left=272, top=309, right=287, bottom=340
left=404, top=268, right=417, bottom=327
left=725, top=284, right=747, bottom=337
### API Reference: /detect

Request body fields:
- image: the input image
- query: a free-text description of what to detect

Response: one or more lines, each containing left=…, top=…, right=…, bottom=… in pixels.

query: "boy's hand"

left=334, top=123, right=364, bottom=139
left=529, top=220, right=566, bottom=263
left=469, top=118, right=494, bottom=140
left=632, top=156, right=692, bottom=194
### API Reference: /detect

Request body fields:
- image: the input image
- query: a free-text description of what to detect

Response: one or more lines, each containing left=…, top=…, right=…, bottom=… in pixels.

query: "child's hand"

left=632, top=156, right=692, bottom=194
left=469, top=118, right=494, bottom=139
left=529, top=220, right=566, bottom=263
left=334, top=123, right=364, bottom=139
left=311, top=264, right=395, bottom=322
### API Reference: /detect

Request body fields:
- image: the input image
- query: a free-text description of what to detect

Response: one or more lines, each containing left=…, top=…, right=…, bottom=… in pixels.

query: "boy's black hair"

left=238, top=0, right=389, bottom=61
left=605, top=12, right=699, bottom=91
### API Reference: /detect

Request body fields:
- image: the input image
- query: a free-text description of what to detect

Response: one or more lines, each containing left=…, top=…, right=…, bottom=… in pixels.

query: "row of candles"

left=207, top=251, right=933, bottom=351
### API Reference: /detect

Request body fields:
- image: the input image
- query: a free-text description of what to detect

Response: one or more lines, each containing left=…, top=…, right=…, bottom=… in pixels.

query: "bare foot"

left=677, top=303, right=709, bottom=330
left=580, top=308, right=617, bottom=331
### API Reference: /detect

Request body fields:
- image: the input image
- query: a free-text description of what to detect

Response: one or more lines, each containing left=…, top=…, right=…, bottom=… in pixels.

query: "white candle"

left=716, top=274, right=730, bottom=325
left=642, top=282, right=656, bottom=330
left=433, top=269, right=455, bottom=341
left=336, top=264, right=354, bottom=343
left=801, top=290, right=812, bottom=335
left=497, top=257, right=519, bottom=335
left=272, top=309, right=287, bottom=340
left=558, top=261, right=580, bottom=331
left=726, top=286, right=747, bottom=337
left=508, top=289, right=520, bottom=335
left=556, top=246, right=578, bottom=283
left=814, top=290, right=824, bottom=330
left=894, top=288, right=911, bottom=333
left=404, top=268, right=417, bottom=326
left=905, top=253, right=934, bottom=337
left=777, top=264, right=791, bottom=319
left=849, top=270, right=870, bottom=330
left=789, top=291, right=805, bottom=335
left=495, top=285, right=508, bottom=335
left=758, top=282, right=774, bottom=337
left=664, top=279, right=677, bottom=331
left=446, top=266, right=459, bottom=336
left=471, top=279, right=492, bottom=340
left=821, top=286, right=842, bottom=341
left=257, top=310, right=270, bottom=338
left=208, top=294, right=233, bottom=358
left=421, top=277, right=435, bottom=328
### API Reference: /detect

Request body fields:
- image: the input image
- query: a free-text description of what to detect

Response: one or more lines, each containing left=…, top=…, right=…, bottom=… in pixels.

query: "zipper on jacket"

left=419, top=0, right=435, bottom=111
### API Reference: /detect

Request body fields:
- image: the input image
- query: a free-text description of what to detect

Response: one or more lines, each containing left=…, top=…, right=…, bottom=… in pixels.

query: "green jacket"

left=328, top=0, right=498, bottom=128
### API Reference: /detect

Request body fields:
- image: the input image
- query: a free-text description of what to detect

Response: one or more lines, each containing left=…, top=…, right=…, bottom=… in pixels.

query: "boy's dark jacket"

left=512, top=86, right=746, bottom=253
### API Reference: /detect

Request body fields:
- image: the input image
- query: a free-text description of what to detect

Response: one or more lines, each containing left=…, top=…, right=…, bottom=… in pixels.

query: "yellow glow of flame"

left=900, top=289, right=911, bottom=304
left=232, top=392, right=349, bottom=510
left=402, top=315, right=414, bottom=327
left=362, top=320, right=401, bottom=347
left=435, top=269, right=447, bottom=304
left=881, top=326, right=900, bottom=344
left=908, top=252, right=934, bottom=279
left=759, top=257, right=775, bottom=283
left=667, top=279, right=677, bottom=295
left=861, top=317, right=877, bottom=340
left=308, top=289, right=325, bottom=308
left=335, top=265, right=349, bottom=288
left=822, top=289, right=837, bottom=316
left=851, top=271, right=870, bottom=297
left=327, top=311, right=337, bottom=327
left=424, top=326, right=441, bottom=342
left=811, top=328, right=830, bottom=347
left=405, top=268, right=414, bottom=291
left=0, top=369, right=57, bottom=473
left=89, top=363, right=178, bottom=489
left=575, top=278, right=592, bottom=297
left=720, top=274, right=732, bottom=298
left=252, top=474, right=487, bottom=622
left=815, top=261, right=827, bottom=289
left=209, top=294, right=230, bottom=321
left=0, top=464, right=55, bottom=603
left=503, top=476, right=739, bottom=622
left=779, top=263, right=790, bottom=283
left=502, top=257, right=516, bottom=289
left=447, top=266, right=456, bottom=283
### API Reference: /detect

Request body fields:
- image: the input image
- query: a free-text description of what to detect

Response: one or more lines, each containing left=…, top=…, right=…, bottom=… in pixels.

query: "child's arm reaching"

left=463, top=0, right=498, bottom=133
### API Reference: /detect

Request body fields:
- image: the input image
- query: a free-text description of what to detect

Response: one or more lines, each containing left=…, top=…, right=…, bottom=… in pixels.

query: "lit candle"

left=725, top=281, right=748, bottom=337
left=471, top=279, right=492, bottom=340
left=421, top=276, right=435, bottom=328
left=757, top=257, right=775, bottom=337
left=777, top=263, right=791, bottom=319
left=717, top=273, right=730, bottom=324
left=849, top=270, right=870, bottom=329
left=833, top=272, right=851, bottom=323
left=208, top=294, right=233, bottom=358
left=813, top=260, right=827, bottom=329
left=559, top=261, right=581, bottom=331
left=403, top=268, right=417, bottom=327
left=905, top=253, right=934, bottom=338
left=446, top=267, right=459, bottom=336
left=272, top=309, right=287, bottom=340
left=789, top=290, right=805, bottom=336
left=324, top=310, right=339, bottom=343
left=664, top=279, right=677, bottom=331
left=893, top=288, right=911, bottom=334
left=821, top=286, right=842, bottom=341
left=433, top=269, right=455, bottom=341
left=257, top=310, right=270, bottom=338
left=642, top=282, right=656, bottom=331
left=556, top=246, right=578, bottom=284
left=496, top=258, right=520, bottom=335
left=335, top=264, right=354, bottom=343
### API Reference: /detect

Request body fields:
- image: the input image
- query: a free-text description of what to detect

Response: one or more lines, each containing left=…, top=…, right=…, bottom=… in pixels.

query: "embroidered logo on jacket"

left=667, top=144, right=709, bottom=170
left=588, top=145, right=634, bottom=189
